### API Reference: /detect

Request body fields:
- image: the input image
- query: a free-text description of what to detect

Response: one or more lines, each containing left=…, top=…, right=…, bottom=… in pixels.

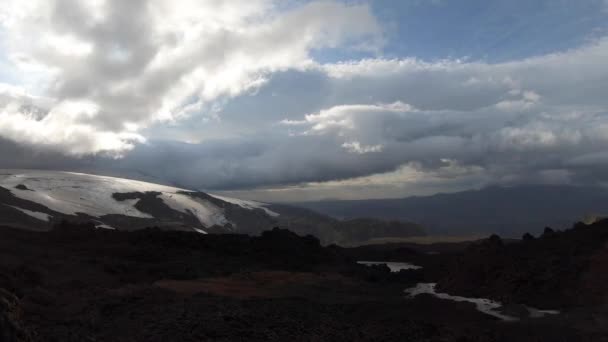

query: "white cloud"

left=0, top=0, right=382, bottom=154
left=341, top=141, right=383, bottom=154
left=284, top=102, right=414, bottom=149
left=0, top=88, right=143, bottom=155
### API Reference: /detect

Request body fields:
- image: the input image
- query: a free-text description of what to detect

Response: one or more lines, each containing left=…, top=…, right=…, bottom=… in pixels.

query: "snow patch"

left=0, top=171, right=157, bottom=218
left=159, top=193, right=228, bottom=227
left=0, top=170, right=237, bottom=228
left=209, top=194, right=279, bottom=217
left=527, top=307, right=560, bottom=318
left=95, top=224, right=116, bottom=230
left=0, top=170, right=278, bottom=230
left=9, top=205, right=51, bottom=222
left=358, top=261, right=422, bottom=272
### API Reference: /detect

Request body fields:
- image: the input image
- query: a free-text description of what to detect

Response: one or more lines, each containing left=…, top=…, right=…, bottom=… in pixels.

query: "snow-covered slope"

left=0, top=170, right=278, bottom=233
left=208, top=194, right=280, bottom=217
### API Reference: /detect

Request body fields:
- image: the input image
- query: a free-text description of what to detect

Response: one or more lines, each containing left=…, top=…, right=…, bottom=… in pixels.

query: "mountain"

left=293, top=185, right=608, bottom=237
left=0, top=170, right=424, bottom=245
left=264, top=203, right=425, bottom=245
left=0, top=169, right=280, bottom=234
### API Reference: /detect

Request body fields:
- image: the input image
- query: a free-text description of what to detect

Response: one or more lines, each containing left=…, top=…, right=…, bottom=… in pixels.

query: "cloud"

left=108, top=37, right=608, bottom=200
left=291, top=102, right=413, bottom=138
left=215, top=160, right=489, bottom=202
left=0, top=1, right=607, bottom=201
left=0, top=0, right=382, bottom=154
left=0, top=84, right=143, bottom=155
left=341, top=141, right=383, bottom=154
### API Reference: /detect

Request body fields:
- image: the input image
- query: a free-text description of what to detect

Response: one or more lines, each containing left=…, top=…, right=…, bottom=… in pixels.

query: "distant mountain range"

left=293, top=185, right=608, bottom=237
left=0, top=170, right=423, bottom=245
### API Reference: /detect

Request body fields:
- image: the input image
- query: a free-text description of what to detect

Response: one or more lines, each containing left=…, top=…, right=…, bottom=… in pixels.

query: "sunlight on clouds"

left=45, top=33, right=94, bottom=57
left=304, top=160, right=484, bottom=189
left=290, top=102, right=414, bottom=137
left=0, top=0, right=381, bottom=154
left=341, top=141, right=383, bottom=154
left=0, top=93, right=143, bottom=155
left=215, top=160, right=488, bottom=202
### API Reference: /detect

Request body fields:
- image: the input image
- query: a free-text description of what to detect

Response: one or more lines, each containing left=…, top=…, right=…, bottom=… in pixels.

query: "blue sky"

left=0, top=0, right=608, bottom=201
left=386, top=0, right=607, bottom=60
left=312, top=0, right=608, bottom=63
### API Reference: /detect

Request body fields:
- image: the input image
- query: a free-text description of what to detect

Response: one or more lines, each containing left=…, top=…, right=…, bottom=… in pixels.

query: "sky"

left=0, top=0, right=608, bottom=202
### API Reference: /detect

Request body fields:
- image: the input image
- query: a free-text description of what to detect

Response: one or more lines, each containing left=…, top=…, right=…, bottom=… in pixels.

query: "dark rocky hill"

left=433, top=219, right=608, bottom=312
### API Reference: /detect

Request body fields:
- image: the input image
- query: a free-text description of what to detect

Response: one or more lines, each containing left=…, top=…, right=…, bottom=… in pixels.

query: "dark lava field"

left=2, top=220, right=608, bottom=341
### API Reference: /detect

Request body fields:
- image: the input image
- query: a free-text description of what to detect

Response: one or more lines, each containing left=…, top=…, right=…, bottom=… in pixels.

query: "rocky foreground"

left=1, top=220, right=608, bottom=341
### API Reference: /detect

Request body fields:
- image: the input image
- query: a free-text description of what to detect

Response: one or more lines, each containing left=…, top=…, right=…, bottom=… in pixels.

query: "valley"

left=1, top=170, right=608, bottom=341
left=1, top=218, right=608, bottom=341
left=2, top=2, right=607, bottom=340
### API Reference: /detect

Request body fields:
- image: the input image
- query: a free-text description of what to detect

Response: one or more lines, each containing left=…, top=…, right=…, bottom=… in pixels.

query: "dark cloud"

left=103, top=39, right=608, bottom=200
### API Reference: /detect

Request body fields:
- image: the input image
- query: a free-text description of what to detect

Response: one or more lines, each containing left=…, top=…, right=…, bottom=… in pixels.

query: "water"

left=526, top=306, right=560, bottom=318
left=405, top=283, right=560, bottom=321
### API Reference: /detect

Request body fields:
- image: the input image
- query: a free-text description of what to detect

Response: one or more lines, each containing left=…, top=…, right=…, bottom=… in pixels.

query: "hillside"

left=0, top=170, right=424, bottom=245
left=0, top=170, right=279, bottom=234
left=294, top=185, right=608, bottom=237
left=433, top=220, right=608, bottom=310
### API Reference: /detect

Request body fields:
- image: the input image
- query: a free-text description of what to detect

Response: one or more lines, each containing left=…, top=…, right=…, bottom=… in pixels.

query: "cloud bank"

left=0, top=1, right=607, bottom=201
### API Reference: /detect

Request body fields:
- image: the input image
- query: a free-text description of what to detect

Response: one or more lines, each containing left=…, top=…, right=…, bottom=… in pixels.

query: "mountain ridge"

left=292, top=184, right=608, bottom=237
left=0, top=169, right=424, bottom=245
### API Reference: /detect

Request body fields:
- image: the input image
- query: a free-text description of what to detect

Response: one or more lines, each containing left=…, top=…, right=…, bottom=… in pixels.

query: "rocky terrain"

left=1, top=219, right=608, bottom=341
left=434, top=221, right=608, bottom=310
